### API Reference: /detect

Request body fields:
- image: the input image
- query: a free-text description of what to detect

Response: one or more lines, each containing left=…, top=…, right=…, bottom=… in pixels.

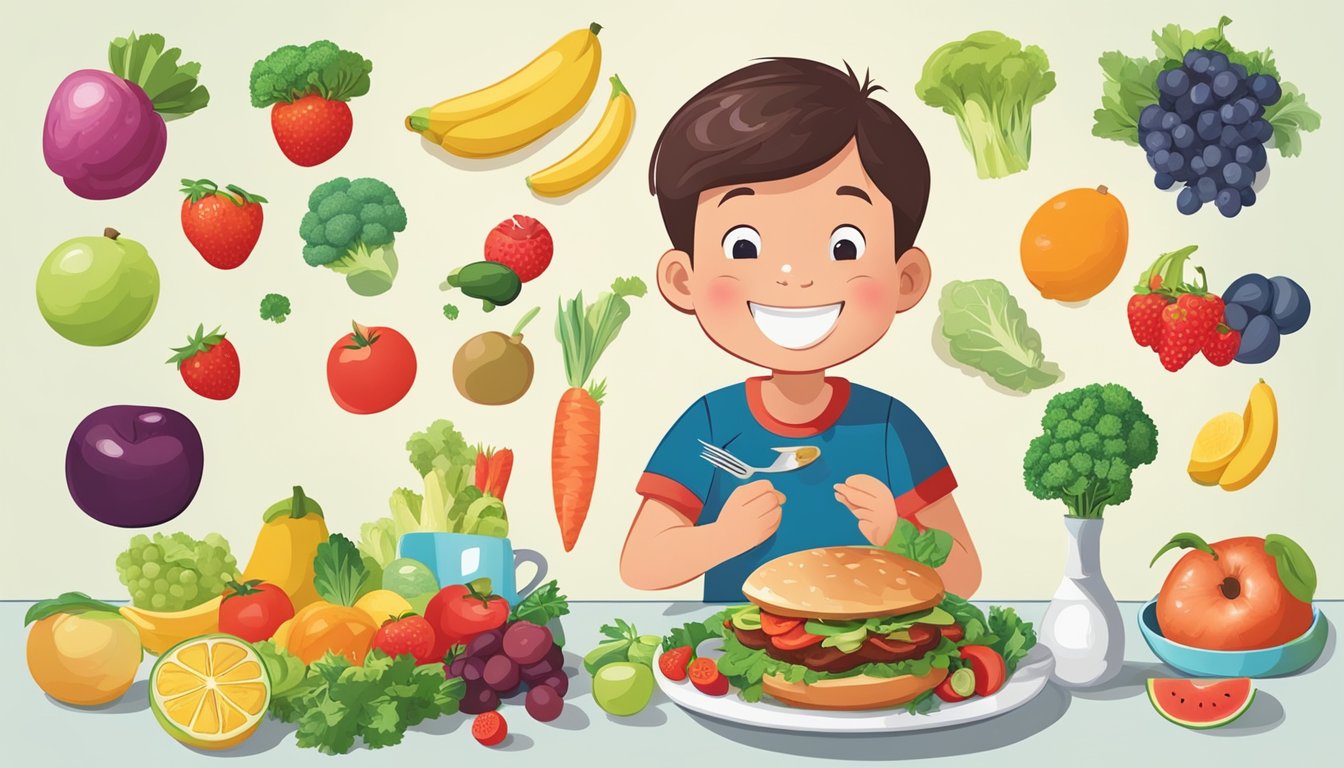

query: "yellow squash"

left=406, top=23, right=603, bottom=158
left=242, top=486, right=328, bottom=610
left=527, top=74, right=635, bottom=197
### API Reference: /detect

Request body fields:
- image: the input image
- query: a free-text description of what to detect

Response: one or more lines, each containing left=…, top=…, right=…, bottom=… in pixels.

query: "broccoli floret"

left=259, top=293, right=291, bottom=323
left=249, top=41, right=372, bottom=107
left=299, top=177, right=407, bottom=296
left=1023, top=383, right=1158, bottom=518
left=915, top=31, right=1056, bottom=179
left=443, top=304, right=459, bottom=320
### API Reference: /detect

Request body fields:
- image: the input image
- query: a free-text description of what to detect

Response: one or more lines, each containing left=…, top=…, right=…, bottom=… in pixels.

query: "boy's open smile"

left=748, top=301, right=845, bottom=350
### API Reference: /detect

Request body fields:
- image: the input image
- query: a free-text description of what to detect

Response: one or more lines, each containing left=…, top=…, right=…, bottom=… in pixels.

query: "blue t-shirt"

left=636, top=378, right=957, bottom=602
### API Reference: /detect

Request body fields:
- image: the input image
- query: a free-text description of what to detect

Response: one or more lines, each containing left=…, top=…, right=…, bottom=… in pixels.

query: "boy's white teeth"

left=748, top=302, right=843, bottom=349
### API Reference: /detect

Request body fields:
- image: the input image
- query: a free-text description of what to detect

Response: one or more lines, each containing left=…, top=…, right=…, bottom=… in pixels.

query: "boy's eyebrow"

left=836, top=186, right=872, bottom=203
left=717, top=187, right=755, bottom=206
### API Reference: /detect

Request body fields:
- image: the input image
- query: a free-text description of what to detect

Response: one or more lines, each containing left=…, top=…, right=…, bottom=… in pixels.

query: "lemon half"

left=150, top=634, right=271, bottom=750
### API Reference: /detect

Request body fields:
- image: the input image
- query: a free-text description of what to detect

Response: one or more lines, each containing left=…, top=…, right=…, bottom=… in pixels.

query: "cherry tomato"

left=959, top=645, right=1007, bottom=697
left=760, top=612, right=802, bottom=636
left=326, top=322, right=416, bottom=414
left=218, top=579, right=295, bottom=643
left=770, top=623, right=825, bottom=651
left=687, top=657, right=729, bottom=695
left=471, top=711, right=507, bottom=747
left=424, top=584, right=509, bottom=660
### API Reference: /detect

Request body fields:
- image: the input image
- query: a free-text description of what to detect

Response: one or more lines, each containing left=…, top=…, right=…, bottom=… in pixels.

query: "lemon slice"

left=150, top=634, right=271, bottom=750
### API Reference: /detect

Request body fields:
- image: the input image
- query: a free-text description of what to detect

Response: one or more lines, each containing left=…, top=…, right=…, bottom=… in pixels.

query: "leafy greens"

left=1092, top=16, right=1320, bottom=156
left=938, top=279, right=1062, bottom=394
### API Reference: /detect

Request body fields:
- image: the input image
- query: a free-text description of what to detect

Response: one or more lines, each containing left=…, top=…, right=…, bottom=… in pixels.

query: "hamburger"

left=726, top=546, right=962, bottom=710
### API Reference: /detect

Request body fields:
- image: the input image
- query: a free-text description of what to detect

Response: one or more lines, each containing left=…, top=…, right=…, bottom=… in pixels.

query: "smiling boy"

left=619, top=58, right=982, bottom=602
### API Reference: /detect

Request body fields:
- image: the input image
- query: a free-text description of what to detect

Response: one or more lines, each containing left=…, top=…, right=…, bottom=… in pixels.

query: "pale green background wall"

left=2, top=0, right=1340, bottom=601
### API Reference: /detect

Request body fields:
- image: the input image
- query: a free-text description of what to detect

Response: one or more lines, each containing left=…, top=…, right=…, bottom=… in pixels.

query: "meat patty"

left=733, top=623, right=945, bottom=674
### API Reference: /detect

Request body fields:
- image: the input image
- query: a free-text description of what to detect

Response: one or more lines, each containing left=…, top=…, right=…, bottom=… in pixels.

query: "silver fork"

left=698, top=440, right=820, bottom=480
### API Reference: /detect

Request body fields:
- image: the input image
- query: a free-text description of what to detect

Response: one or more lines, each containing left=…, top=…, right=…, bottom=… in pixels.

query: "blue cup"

left=398, top=532, right=547, bottom=606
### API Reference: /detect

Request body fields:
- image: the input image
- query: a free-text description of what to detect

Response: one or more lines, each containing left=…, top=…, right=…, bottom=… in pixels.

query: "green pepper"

left=441, top=261, right=522, bottom=312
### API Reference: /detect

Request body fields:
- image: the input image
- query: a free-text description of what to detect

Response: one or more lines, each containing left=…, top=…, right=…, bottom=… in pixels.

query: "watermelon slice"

left=1147, top=678, right=1255, bottom=729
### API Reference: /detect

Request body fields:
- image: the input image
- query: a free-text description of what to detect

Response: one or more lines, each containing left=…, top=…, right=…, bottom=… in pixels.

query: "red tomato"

left=760, top=612, right=801, bottom=636
left=659, top=646, right=692, bottom=681
left=471, top=711, right=507, bottom=747
left=687, top=657, right=728, bottom=695
left=218, top=580, right=295, bottom=643
left=770, top=624, right=824, bottom=651
left=940, top=624, right=965, bottom=643
left=959, top=645, right=1006, bottom=697
left=326, top=322, right=416, bottom=414
left=424, top=584, right=509, bottom=660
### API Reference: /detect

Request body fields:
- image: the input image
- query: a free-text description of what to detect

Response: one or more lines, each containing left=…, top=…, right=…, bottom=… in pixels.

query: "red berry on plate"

left=471, top=711, right=507, bottom=747
left=659, top=646, right=692, bottom=681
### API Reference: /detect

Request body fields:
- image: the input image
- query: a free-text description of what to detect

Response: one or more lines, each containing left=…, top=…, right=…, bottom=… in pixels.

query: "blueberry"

left=1230, top=63, right=1248, bottom=81
left=1176, top=186, right=1202, bottom=215
left=1240, top=187, right=1257, bottom=207
left=1220, top=125, right=1242, bottom=148
left=1190, top=156, right=1208, bottom=176
left=1220, top=102, right=1249, bottom=126
left=1236, top=96, right=1262, bottom=119
left=1153, top=149, right=1171, bottom=168
left=1174, top=96, right=1196, bottom=121
left=1268, top=276, right=1311, bottom=334
left=1248, top=142, right=1267, bottom=172
left=1160, top=111, right=1182, bottom=131
left=1167, top=152, right=1186, bottom=173
left=1207, top=52, right=1230, bottom=74
left=1161, top=68, right=1191, bottom=97
left=1234, top=144, right=1253, bottom=164
left=1191, top=53, right=1212, bottom=74
left=1189, top=82, right=1213, bottom=107
left=1235, top=315, right=1281, bottom=364
left=1196, top=176, right=1218, bottom=202
left=1223, top=302, right=1251, bottom=332
left=1202, top=145, right=1223, bottom=167
left=1140, top=104, right=1165, bottom=131
left=1215, top=187, right=1242, bottom=218
left=1249, top=74, right=1282, bottom=106
left=1195, top=110, right=1222, bottom=141
left=1144, top=130, right=1172, bottom=152
left=1223, top=162, right=1252, bottom=189
left=1154, top=172, right=1175, bottom=190
left=1248, top=118, right=1274, bottom=144
left=1212, top=70, right=1239, bottom=98
left=1223, top=273, right=1273, bottom=315
left=1183, top=50, right=1203, bottom=69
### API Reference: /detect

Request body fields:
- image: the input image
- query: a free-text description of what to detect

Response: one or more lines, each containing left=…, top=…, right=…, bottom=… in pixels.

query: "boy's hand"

left=834, top=474, right=899, bottom=546
left=713, top=480, right=785, bottom=551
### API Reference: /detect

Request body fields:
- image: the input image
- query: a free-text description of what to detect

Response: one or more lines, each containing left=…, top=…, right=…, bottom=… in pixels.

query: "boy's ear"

left=657, top=249, right=696, bottom=313
left=893, top=248, right=931, bottom=313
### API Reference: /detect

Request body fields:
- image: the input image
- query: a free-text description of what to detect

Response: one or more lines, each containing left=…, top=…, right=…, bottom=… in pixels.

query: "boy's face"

left=656, top=140, right=931, bottom=373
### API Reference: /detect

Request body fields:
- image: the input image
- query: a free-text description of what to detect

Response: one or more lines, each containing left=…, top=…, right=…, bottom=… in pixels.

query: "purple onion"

left=43, top=70, right=167, bottom=200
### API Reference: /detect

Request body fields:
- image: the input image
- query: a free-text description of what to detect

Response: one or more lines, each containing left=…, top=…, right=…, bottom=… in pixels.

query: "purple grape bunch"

left=1140, top=49, right=1281, bottom=218
left=449, top=620, right=567, bottom=723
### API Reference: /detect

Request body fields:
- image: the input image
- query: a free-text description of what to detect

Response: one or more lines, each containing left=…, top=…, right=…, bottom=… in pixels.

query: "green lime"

left=593, top=662, right=654, bottom=716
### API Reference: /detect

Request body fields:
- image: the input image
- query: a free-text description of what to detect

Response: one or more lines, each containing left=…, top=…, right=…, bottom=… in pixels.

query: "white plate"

left=657, top=643, right=1055, bottom=734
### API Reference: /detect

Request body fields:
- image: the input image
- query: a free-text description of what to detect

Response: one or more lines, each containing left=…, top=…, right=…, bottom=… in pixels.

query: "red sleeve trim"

left=636, top=472, right=704, bottom=523
left=894, top=466, right=957, bottom=525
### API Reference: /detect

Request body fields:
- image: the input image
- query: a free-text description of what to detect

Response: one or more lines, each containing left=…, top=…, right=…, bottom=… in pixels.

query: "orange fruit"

left=1020, top=186, right=1128, bottom=301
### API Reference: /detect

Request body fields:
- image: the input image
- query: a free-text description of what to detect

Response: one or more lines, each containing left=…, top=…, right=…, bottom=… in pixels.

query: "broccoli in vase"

left=299, top=177, right=407, bottom=297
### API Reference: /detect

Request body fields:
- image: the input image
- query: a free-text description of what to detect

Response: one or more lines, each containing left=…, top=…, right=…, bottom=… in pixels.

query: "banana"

left=527, top=74, right=635, bottom=197
left=405, top=23, right=603, bottom=158
left=119, top=597, right=222, bottom=655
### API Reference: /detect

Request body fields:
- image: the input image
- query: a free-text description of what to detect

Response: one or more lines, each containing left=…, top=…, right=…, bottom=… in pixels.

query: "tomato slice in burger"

left=867, top=634, right=917, bottom=655
left=770, top=624, right=824, bottom=650
left=760, top=612, right=802, bottom=637
left=940, top=623, right=965, bottom=643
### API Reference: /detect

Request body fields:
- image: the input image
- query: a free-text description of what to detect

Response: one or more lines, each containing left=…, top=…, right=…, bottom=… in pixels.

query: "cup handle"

left=513, top=549, right=548, bottom=598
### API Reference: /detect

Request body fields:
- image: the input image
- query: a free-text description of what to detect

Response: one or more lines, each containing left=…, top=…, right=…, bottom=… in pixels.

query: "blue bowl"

left=1138, top=598, right=1329, bottom=678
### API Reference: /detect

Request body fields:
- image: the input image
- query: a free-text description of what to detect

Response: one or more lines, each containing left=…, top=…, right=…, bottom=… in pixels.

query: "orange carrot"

left=551, top=386, right=602, bottom=551
left=551, top=278, right=645, bottom=550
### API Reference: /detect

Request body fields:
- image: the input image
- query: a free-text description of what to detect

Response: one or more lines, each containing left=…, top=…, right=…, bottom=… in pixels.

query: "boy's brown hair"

left=649, top=58, right=931, bottom=259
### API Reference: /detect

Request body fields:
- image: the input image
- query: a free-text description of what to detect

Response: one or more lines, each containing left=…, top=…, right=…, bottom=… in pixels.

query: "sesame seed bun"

left=741, top=546, right=944, bottom=620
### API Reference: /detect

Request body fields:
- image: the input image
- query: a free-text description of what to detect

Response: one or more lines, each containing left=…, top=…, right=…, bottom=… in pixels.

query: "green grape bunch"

left=115, top=532, right=239, bottom=611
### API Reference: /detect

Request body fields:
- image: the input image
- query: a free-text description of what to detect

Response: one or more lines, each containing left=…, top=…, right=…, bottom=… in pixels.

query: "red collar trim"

left=745, top=377, right=851, bottom=437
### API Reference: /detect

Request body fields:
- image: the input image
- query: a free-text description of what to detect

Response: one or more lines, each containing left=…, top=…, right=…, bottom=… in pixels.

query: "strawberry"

left=181, top=179, right=266, bottom=269
left=372, top=614, right=437, bottom=665
left=167, top=326, right=240, bottom=400
left=1202, top=324, right=1242, bottom=367
left=659, top=645, right=692, bottom=681
left=1127, top=293, right=1169, bottom=348
left=484, top=215, right=553, bottom=282
left=1157, top=294, right=1223, bottom=372
left=271, top=94, right=354, bottom=167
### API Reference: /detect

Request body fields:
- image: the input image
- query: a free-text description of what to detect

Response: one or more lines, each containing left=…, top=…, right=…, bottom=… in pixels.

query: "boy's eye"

left=722, top=226, right=761, bottom=260
left=830, top=225, right=866, bottom=261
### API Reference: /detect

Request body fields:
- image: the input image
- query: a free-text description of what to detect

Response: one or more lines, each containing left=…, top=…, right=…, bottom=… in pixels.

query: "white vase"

left=1039, top=516, right=1125, bottom=688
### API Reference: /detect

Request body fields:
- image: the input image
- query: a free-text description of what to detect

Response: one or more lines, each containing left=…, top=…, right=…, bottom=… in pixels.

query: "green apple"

left=36, top=228, right=159, bottom=346
left=382, top=558, right=439, bottom=599
left=592, top=661, right=655, bottom=716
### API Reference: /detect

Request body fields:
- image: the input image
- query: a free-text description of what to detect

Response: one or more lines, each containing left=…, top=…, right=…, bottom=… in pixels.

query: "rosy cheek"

left=850, top=277, right=890, bottom=311
left=705, top=277, right=741, bottom=310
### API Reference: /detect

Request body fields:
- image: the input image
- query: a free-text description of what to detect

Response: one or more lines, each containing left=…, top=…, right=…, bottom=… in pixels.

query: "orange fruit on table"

left=1020, top=185, right=1128, bottom=302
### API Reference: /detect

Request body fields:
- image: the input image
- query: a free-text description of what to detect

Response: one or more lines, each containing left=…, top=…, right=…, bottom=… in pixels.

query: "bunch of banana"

left=527, top=74, right=635, bottom=198
left=407, top=23, right=604, bottom=158
left=119, top=597, right=221, bottom=655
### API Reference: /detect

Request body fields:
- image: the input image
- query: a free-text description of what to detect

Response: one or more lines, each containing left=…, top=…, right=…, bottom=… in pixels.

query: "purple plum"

left=43, top=70, right=167, bottom=200
left=66, top=405, right=204, bottom=527
left=41, top=33, right=209, bottom=200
